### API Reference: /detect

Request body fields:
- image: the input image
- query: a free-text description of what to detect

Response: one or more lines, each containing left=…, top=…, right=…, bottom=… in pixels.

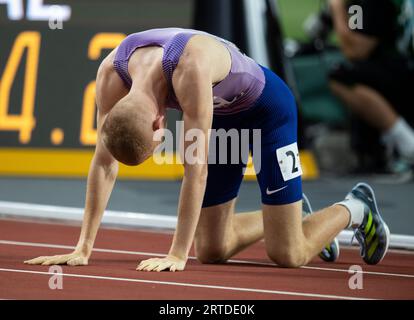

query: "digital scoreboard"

left=0, top=0, right=191, bottom=149
left=0, top=0, right=318, bottom=179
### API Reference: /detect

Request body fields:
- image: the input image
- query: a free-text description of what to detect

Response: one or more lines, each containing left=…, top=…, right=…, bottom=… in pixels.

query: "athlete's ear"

left=153, top=115, right=166, bottom=131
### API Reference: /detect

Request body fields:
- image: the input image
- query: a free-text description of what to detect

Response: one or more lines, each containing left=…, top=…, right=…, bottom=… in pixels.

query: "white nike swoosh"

left=266, top=186, right=288, bottom=195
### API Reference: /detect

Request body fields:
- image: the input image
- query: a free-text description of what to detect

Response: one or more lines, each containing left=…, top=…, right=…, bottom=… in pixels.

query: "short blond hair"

left=102, top=100, right=154, bottom=166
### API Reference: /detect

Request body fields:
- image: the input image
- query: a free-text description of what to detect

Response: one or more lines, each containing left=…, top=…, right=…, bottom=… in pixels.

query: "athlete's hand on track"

left=24, top=251, right=89, bottom=266
left=136, top=255, right=186, bottom=272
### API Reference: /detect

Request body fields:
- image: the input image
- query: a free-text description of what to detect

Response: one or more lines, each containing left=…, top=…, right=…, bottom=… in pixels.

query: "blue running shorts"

left=202, top=66, right=303, bottom=207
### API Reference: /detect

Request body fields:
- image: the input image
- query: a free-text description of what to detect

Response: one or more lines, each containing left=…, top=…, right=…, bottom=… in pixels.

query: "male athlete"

left=25, top=28, right=390, bottom=271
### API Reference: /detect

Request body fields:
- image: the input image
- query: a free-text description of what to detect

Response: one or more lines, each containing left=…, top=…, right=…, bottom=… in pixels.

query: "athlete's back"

left=113, top=28, right=265, bottom=115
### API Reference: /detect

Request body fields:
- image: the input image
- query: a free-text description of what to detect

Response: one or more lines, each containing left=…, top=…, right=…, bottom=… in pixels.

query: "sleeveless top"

left=113, top=28, right=265, bottom=115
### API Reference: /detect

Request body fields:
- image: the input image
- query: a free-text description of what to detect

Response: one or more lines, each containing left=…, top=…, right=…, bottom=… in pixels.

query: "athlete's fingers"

left=137, top=258, right=160, bottom=271
left=136, top=264, right=148, bottom=271
left=40, top=256, right=60, bottom=266
left=142, top=263, right=154, bottom=271
left=154, top=265, right=164, bottom=272
left=149, top=260, right=168, bottom=272
left=170, top=264, right=177, bottom=272
left=155, top=262, right=171, bottom=272
left=137, top=260, right=153, bottom=271
left=143, top=262, right=159, bottom=272
left=136, top=264, right=147, bottom=271
left=37, top=256, right=61, bottom=265
left=137, top=261, right=155, bottom=271
left=137, top=258, right=159, bottom=267
left=41, top=255, right=69, bottom=266
left=24, top=256, right=49, bottom=265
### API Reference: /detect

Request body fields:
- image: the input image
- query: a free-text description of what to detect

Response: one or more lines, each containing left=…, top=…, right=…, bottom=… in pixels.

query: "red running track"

left=0, top=219, right=413, bottom=300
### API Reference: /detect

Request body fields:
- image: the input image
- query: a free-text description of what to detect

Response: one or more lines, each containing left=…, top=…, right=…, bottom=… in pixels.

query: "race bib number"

left=276, top=143, right=303, bottom=181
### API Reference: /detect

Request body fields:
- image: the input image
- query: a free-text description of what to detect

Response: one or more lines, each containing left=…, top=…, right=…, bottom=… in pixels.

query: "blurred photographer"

left=327, top=0, right=414, bottom=173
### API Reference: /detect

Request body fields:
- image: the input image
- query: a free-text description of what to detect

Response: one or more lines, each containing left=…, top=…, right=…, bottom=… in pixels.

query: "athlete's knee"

left=266, top=246, right=307, bottom=268
left=195, top=244, right=229, bottom=264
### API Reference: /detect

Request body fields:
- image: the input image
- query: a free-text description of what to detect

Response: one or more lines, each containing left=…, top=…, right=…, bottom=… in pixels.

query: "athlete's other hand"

left=24, top=251, right=89, bottom=266
left=136, top=255, right=186, bottom=272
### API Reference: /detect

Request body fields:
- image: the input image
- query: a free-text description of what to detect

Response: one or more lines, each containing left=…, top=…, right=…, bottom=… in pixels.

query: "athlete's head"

left=102, top=95, right=165, bottom=166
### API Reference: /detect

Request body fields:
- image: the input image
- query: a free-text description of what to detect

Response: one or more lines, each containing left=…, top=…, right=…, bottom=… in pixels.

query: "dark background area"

left=0, top=0, right=192, bottom=148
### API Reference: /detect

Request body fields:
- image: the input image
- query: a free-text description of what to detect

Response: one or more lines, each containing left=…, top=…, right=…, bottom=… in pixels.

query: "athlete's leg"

left=331, top=81, right=414, bottom=160
left=250, top=66, right=352, bottom=267
left=194, top=199, right=263, bottom=264
left=330, top=81, right=398, bottom=131
left=196, top=103, right=266, bottom=264
left=263, top=202, right=349, bottom=268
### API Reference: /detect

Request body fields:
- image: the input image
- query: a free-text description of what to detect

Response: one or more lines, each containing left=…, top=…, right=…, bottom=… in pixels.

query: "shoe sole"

left=354, top=182, right=390, bottom=264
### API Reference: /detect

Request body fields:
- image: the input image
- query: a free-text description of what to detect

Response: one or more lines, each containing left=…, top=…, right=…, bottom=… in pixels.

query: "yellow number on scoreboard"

left=0, top=31, right=41, bottom=144
left=80, top=33, right=126, bottom=146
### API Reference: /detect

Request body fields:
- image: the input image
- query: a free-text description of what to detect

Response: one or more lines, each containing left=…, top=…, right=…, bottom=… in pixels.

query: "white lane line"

left=0, top=268, right=372, bottom=300
left=2, top=240, right=414, bottom=279
left=2, top=200, right=414, bottom=250
left=228, top=259, right=414, bottom=279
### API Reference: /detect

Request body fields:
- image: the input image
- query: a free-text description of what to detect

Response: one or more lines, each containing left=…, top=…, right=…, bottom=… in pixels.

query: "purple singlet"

left=113, top=28, right=265, bottom=115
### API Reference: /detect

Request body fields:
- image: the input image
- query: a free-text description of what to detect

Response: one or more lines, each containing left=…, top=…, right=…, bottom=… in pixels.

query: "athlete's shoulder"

left=96, top=49, right=127, bottom=112
left=98, top=49, right=117, bottom=75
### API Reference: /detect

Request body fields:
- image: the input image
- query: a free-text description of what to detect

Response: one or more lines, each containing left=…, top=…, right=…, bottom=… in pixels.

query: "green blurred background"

left=278, top=0, right=322, bottom=40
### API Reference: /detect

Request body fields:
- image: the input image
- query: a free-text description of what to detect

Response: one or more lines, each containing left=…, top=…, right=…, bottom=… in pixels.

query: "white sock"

left=335, top=196, right=365, bottom=228
left=382, top=118, right=414, bottom=159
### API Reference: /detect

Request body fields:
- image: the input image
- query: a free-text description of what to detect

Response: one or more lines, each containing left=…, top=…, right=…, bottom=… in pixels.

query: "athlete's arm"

left=137, top=49, right=213, bottom=272
left=169, top=52, right=213, bottom=257
left=24, top=111, right=118, bottom=266
left=330, top=0, right=378, bottom=60
left=74, top=110, right=119, bottom=257
left=25, top=55, right=125, bottom=266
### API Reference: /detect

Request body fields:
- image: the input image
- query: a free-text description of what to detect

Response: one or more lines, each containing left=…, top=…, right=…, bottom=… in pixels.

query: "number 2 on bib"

left=276, top=143, right=303, bottom=181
